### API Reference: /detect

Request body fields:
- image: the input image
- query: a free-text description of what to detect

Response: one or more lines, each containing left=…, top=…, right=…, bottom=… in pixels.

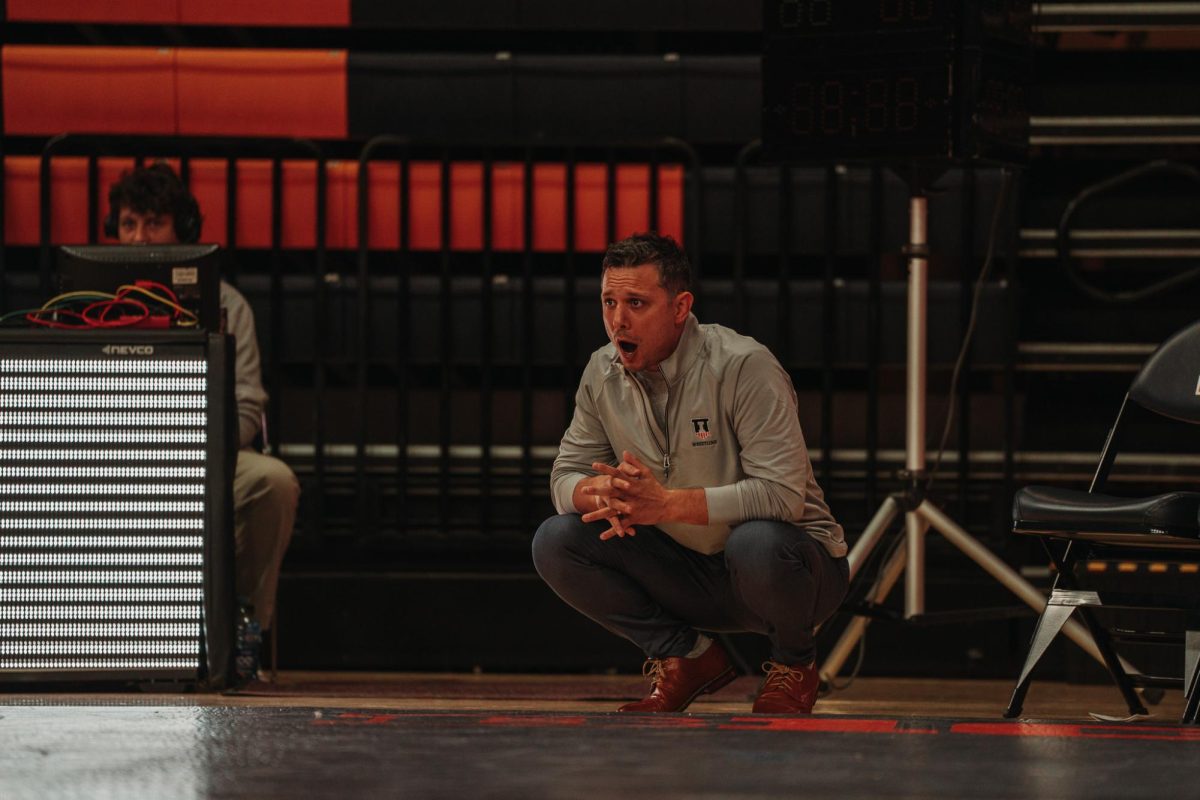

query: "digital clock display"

left=761, top=49, right=1029, bottom=163
left=764, top=0, right=1031, bottom=48
left=768, top=0, right=946, bottom=34
left=763, top=57, right=952, bottom=159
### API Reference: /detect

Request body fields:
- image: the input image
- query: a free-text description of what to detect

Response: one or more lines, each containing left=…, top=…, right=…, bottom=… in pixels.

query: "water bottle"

left=235, top=602, right=262, bottom=684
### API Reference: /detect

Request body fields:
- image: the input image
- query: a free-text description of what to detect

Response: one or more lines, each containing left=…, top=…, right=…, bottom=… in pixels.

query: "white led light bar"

left=0, top=377, right=206, bottom=392
left=2, top=571, right=203, bottom=584
left=0, top=519, right=203, bottom=530
left=0, top=412, right=207, bottom=427
left=0, top=554, right=203, bottom=567
left=0, top=359, right=205, bottom=374
left=0, top=536, right=203, bottom=550
left=0, top=467, right=205, bottom=479
left=0, top=605, right=200, bottom=620
left=0, top=501, right=204, bottom=513
left=0, top=449, right=205, bottom=461
left=0, top=659, right=198, bottom=669
left=0, top=395, right=206, bottom=409
left=0, top=589, right=203, bottom=602
left=0, top=641, right=199, bottom=655
left=0, top=483, right=205, bottom=495
left=2, top=623, right=199, bottom=638
left=0, top=430, right=206, bottom=444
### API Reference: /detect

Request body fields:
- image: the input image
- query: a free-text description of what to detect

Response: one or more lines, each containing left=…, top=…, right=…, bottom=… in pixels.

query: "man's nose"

left=129, top=223, right=148, bottom=244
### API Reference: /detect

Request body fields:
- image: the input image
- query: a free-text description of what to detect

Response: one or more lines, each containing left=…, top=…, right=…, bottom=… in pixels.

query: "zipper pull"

left=663, top=452, right=671, bottom=479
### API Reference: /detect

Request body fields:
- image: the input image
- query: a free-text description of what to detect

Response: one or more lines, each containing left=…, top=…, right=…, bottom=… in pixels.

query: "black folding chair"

left=1005, top=320, right=1200, bottom=724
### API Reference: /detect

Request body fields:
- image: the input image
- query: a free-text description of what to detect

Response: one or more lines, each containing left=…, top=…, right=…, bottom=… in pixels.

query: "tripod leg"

left=915, top=501, right=1137, bottom=676
left=846, top=496, right=901, bottom=582
left=904, top=510, right=929, bottom=618
left=819, top=539, right=906, bottom=685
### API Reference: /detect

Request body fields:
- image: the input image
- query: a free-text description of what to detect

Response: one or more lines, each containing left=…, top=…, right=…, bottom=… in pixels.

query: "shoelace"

left=760, top=661, right=803, bottom=694
left=643, top=658, right=667, bottom=689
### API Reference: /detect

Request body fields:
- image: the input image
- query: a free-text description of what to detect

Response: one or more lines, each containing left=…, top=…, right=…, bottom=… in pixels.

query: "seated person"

left=108, top=163, right=300, bottom=674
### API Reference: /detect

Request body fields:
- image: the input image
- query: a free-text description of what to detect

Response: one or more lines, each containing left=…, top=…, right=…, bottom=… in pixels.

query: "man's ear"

left=674, top=290, right=694, bottom=324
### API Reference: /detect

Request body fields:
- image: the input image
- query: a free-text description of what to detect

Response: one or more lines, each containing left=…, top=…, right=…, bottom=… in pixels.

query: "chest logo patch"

left=691, top=418, right=717, bottom=447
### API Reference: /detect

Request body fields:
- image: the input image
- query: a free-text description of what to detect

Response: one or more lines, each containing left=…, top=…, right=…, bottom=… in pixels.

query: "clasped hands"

left=579, top=450, right=670, bottom=540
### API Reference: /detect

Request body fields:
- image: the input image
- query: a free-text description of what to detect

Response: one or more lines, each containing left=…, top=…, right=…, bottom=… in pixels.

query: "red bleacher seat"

left=180, top=0, right=350, bottom=27
left=5, top=0, right=350, bottom=26
left=4, top=0, right=176, bottom=24
left=2, top=46, right=176, bottom=135
left=176, top=49, right=348, bottom=139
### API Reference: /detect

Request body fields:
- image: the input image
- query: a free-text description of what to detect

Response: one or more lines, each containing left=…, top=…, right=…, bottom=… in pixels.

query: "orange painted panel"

left=324, top=161, right=356, bottom=250
left=2, top=46, right=176, bottom=135
left=364, top=162, right=402, bottom=251
left=574, top=164, right=609, bottom=253
left=408, top=162, right=443, bottom=252
left=4, top=157, right=42, bottom=246
left=491, top=164, right=524, bottom=252
left=5, top=0, right=176, bottom=23
left=2, top=156, right=92, bottom=246
left=186, top=160, right=230, bottom=246
left=657, top=165, right=685, bottom=245
left=532, top=164, right=568, bottom=252
left=231, top=160, right=274, bottom=249
left=614, top=165, right=651, bottom=242
left=180, top=0, right=349, bottom=26
left=450, top=163, right=485, bottom=251
left=177, top=49, right=347, bottom=138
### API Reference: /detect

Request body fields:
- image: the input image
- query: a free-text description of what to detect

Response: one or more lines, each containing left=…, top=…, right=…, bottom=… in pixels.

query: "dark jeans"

left=531, top=514, right=849, bottom=665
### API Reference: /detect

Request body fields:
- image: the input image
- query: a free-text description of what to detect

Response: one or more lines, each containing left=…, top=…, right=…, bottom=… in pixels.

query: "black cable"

left=1057, top=159, right=1200, bottom=305
left=926, top=170, right=1013, bottom=490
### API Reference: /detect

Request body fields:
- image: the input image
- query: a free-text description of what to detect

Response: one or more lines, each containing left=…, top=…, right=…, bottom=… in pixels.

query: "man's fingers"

left=581, top=506, right=619, bottom=524
left=616, top=460, right=642, bottom=478
left=621, top=450, right=651, bottom=476
left=592, top=462, right=623, bottom=477
left=598, top=523, right=637, bottom=541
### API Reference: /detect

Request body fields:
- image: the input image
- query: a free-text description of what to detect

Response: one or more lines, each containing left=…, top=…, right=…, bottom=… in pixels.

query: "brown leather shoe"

left=751, top=660, right=820, bottom=714
left=618, top=640, right=736, bottom=712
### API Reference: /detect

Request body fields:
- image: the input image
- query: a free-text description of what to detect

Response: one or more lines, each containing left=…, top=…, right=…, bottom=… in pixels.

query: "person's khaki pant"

left=233, top=449, right=299, bottom=629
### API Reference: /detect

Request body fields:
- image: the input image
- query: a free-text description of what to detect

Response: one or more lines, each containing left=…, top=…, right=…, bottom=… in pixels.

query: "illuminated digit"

left=790, top=82, right=814, bottom=135
left=865, top=79, right=888, bottom=133
left=778, top=0, right=801, bottom=27
left=820, top=81, right=844, bottom=135
left=880, top=0, right=902, bottom=22
left=809, top=0, right=832, bottom=24
left=895, top=77, right=919, bottom=131
left=909, top=0, right=934, bottom=20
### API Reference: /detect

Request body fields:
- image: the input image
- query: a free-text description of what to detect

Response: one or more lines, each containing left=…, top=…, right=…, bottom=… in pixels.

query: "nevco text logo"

left=101, top=345, right=155, bottom=356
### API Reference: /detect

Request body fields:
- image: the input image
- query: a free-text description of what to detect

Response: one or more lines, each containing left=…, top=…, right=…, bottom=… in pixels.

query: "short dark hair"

left=602, top=232, right=691, bottom=295
left=107, top=162, right=201, bottom=242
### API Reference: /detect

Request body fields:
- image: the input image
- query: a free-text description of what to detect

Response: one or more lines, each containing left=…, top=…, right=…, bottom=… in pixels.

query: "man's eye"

left=629, top=299, right=642, bottom=307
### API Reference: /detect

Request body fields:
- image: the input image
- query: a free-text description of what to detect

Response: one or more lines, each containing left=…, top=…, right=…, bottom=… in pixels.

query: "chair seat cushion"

left=1013, top=485, right=1200, bottom=542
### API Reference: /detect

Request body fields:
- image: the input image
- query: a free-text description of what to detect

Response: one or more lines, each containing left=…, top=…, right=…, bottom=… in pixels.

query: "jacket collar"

left=611, top=313, right=703, bottom=385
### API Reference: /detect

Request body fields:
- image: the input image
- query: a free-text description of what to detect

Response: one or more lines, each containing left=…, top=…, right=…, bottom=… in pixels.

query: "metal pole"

left=905, top=194, right=928, bottom=618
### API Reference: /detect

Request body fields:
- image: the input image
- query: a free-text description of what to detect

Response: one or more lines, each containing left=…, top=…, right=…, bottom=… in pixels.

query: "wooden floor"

left=0, top=670, right=1185, bottom=719
left=194, top=671, right=1183, bottom=720
left=1, top=673, right=1193, bottom=799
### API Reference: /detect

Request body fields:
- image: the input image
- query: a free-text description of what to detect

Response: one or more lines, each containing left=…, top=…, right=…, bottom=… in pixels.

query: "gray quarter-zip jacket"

left=551, top=313, right=846, bottom=557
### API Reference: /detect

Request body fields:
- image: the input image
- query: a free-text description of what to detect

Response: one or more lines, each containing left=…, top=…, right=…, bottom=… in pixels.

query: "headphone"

left=104, top=166, right=203, bottom=244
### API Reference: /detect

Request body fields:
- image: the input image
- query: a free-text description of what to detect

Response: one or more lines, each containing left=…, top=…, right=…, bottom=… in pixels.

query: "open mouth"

left=617, top=339, right=638, bottom=355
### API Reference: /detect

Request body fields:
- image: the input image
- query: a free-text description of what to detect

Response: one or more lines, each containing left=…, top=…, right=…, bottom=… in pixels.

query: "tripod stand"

left=818, top=187, right=1120, bottom=683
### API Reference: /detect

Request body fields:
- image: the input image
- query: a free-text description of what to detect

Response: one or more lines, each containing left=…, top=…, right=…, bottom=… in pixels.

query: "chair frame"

left=1005, top=322, right=1200, bottom=725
